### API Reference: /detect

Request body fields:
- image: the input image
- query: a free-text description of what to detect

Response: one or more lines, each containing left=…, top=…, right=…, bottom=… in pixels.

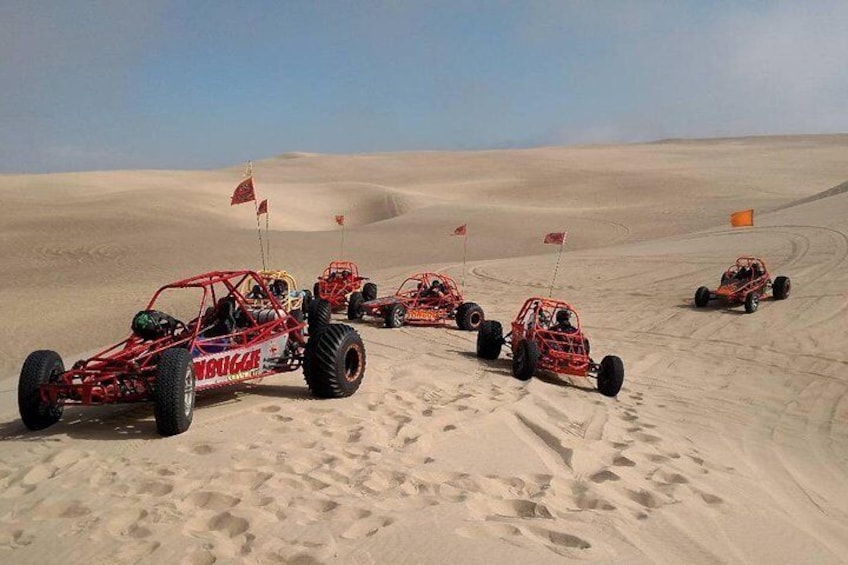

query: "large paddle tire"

left=154, top=348, right=196, bottom=437
left=19, top=350, right=65, bottom=431
left=313, top=282, right=321, bottom=299
left=303, top=324, right=366, bottom=398
left=309, top=298, right=332, bottom=334
left=512, top=339, right=539, bottom=381
left=300, top=290, right=313, bottom=318
left=694, top=286, right=711, bottom=308
left=362, top=282, right=378, bottom=302
left=385, top=303, right=406, bottom=328
left=597, top=355, right=624, bottom=397
left=773, top=276, right=791, bottom=300
left=457, top=302, right=484, bottom=331
left=347, top=291, right=365, bottom=320
left=476, top=320, right=503, bottom=360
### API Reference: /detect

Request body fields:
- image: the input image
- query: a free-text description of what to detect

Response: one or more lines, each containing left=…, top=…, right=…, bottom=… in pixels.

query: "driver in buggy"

left=550, top=309, right=578, bottom=334
left=269, top=279, right=288, bottom=298
left=420, top=279, right=446, bottom=300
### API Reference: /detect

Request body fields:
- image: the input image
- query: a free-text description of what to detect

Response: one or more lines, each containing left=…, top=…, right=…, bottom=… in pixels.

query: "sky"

left=1, top=1, right=847, bottom=173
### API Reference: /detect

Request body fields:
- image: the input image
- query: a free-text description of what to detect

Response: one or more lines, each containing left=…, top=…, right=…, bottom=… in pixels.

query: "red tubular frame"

left=316, top=261, right=367, bottom=308
left=42, top=270, right=306, bottom=406
left=362, top=272, right=464, bottom=325
left=712, top=256, right=772, bottom=303
left=508, top=297, right=593, bottom=377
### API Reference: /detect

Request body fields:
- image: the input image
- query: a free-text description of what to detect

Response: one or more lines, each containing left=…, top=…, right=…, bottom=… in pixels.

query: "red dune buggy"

left=476, top=297, right=624, bottom=397
left=313, top=261, right=377, bottom=312
left=694, top=256, right=790, bottom=313
left=348, top=272, right=484, bottom=330
left=18, top=270, right=365, bottom=437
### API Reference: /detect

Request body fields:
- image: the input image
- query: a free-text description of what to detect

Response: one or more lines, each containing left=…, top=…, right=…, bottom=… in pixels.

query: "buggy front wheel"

left=19, top=350, right=65, bottom=431
left=512, top=339, right=539, bottom=381
left=476, top=320, right=503, bottom=360
left=347, top=291, right=365, bottom=320
left=385, top=303, right=406, bottom=328
left=154, top=348, right=196, bottom=436
left=303, top=324, right=366, bottom=398
left=362, top=282, right=378, bottom=302
left=694, top=286, right=711, bottom=308
left=744, top=292, right=759, bottom=313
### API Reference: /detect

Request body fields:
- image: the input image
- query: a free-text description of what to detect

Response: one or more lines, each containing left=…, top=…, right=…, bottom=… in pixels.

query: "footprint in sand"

left=340, top=515, right=394, bottom=539
left=589, top=469, right=620, bottom=483
left=529, top=526, right=592, bottom=550
left=627, top=489, right=661, bottom=509
left=137, top=480, right=174, bottom=496
left=259, top=405, right=281, bottom=413
left=208, top=511, right=250, bottom=538
left=187, top=491, right=241, bottom=511
left=613, top=455, right=636, bottom=467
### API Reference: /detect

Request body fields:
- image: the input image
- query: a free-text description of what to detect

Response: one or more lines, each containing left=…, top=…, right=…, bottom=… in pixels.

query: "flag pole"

left=340, top=221, right=345, bottom=258
left=265, top=208, right=270, bottom=265
left=253, top=199, right=267, bottom=271
left=461, top=230, right=468, bottom=288
left=549, top=238, right=564, bottom=297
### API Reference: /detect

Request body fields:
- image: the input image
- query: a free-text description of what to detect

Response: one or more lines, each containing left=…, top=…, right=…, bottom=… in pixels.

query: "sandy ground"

left=0, top=135, right=847, bottom=564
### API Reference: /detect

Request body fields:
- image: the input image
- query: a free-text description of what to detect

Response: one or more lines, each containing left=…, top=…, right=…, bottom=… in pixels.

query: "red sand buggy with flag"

left=693, top=256, right=791, bottom=313
left=349, top=272, right=484, bottom=330
left=313, top=261, right=377, bottom=313
left=18, top=270, right=366, bottom=437
left=475, top=297, right=624, bottom=397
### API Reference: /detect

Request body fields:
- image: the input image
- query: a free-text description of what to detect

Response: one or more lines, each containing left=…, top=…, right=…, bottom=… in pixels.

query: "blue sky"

left=2, top=1, right=846, bottom=173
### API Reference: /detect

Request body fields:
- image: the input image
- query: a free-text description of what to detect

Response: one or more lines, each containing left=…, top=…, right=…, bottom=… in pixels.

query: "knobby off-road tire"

left=773, top=276, right=791, bottom=300
left=385, top=303, right=406, bottom=328
left=303, top=324, right=366, bottom=398
left=19, top=350, right=65, bottom=431
left=362, top=282, right=378, bottom=302
left=154, top=348, right=196, bottom=437
left=597, top=355, right=624, bottom=397
left=476, top=320, right=503, bottom=360
left=313, top=282, right=321, bottom=300
left=512, top=339, right=539, bottom=381
left=694, top=286, right=711, bottom=308
left=456, top=302, right=484, bottom=331
left=347, top=291, right=365, bottom=320
left=309, top=298, right=332, bottom=335
left=744, top=292, right=759, bottom=313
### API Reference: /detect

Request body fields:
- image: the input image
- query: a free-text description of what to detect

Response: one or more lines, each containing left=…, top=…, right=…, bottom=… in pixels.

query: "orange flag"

left=452, top=224, right=467, bottom=236
left=730, top=209, right=754, bottom=227
left=335, top=215, right=345, bottom=226
left=230, top=177, right=256, bottom=205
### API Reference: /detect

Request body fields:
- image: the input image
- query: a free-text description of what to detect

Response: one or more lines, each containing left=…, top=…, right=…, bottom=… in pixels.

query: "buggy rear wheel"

left=597, top=355, right=624, bottom=397
left=309, top=299, right=332, bottom=334
left=303, top=324, right=366, bottom=398
left=694, top=286, right=711, bottom=308
left=385, top=303, right=406, bottom=328
left=19, top=350, right=65, bottom=431
left=744, top=292, right=759, bottom=313
left=457, top=302, right=484, bottom=331
left=512, top=339, right=538, bottom=381
left=476, top=320, right=503, bottom=360
left=362, top=282, right=378, bottom=302
left=313, top=282, right=321, bottom=299
left=154, top=348, right=195, bottom=437
left=773, top=276, right=791, bottom=300
left=347, top=291, right=365, bottom=320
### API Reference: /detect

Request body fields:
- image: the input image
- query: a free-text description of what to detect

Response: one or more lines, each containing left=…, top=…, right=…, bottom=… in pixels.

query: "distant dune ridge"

left=0, top=135, right=847, bottom=564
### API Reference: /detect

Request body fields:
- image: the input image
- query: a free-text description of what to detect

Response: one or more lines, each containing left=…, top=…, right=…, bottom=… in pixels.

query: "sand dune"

left=1, top=135, right=847, bottom=564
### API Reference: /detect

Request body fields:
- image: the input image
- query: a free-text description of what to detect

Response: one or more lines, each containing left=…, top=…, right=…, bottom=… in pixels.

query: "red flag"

left=452, top=224, right=467, bottom=236
left=335, top=215, right=345, bottom=226
left=730, top=209, right=754, bottom=227
left=544, top=232, right=567, bottom=245
left=257, top=199, right=268, bottom=216
left=231, top=177, right=256, bottom=205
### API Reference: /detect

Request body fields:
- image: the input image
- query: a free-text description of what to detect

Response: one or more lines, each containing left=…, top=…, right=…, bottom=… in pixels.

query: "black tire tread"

left=303, top=324, right=366, bottom=398
left=19, top=350, right=65, bottom=430
left=154, top=348, right=195, bottom=437
left=597, top=355, right=624, bottom=397
left=476, top=320, right=503, bottom=360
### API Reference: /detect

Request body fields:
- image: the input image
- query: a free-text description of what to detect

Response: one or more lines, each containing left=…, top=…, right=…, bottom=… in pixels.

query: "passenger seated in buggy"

left=734, top=266, right=752, bottom=281
left=421, top=280, right=446, bottom=300
left=269, top=279, right=288, bottom=298
left=246, top=284, right=266, bottom=300
left=550, top=309, right=578, bottom=334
